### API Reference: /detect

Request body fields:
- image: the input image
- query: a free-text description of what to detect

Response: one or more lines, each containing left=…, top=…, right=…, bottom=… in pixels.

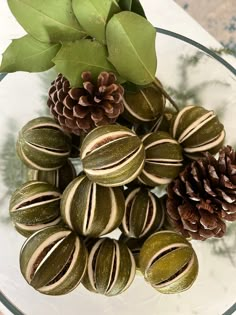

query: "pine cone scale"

left=65, top=117, right=77, bottom=127
left=83, top=82, right=94, bottom=95
left=101, top=102, right=114, bottom=114
left=54, top=102, right=63, bottom=115
left=68, top=88, right=83, bottom=100
left=57, top=89, right=67, bottom=100
left=62, top=81, right=70, bottom=93
left=76, top=118, right=92, bottom=130
left=49, top=86, right=56, bottom=95
left=58, top=115, right=66, bottom=125
left=104, top=84, right=118, bottom=95
left=216, top=188, right=235, bottom=202
left=199, top=210, right=218, bottom=229
left=203, top=179, right=216, bottom=197
left=63, top=107, right=73, bottom=120
left=199, top=228, right=215, bottom=239
left=221, top=175, right=236, bottom=189
left=182, top=219, right=198, bottom=232
left=78, top=95, right=91, bottom=106
left=73, top=106, right=89, bottom=118
left=224, top=212, right=236, bottom=221
left=51, top=91, right=58, bottom=103
left=63, top=95, right=76, bottom=110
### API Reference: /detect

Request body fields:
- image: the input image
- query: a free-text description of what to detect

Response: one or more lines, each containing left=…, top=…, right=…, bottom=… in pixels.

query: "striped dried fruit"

left=139, top=231, right=198, bottom=294
left=9, top=181, right=61, bottom=237
left=17, top=117, right=71, bottom=170
left=170, top=105, right=225, bottom=159
left=139, top=131, right=183, bottom=186
left=20, top=226, right=87, bottom=295
left=119, top=234, right=146, bottom=270
left=80, top=124, right=145, bottom=186
left=121, top=187, right=165, bottom=238
left=60, top=174, right=125, bottom=237
left=122, top=83, right=165, bottom=124
left=82, top=238, right=136, bottom=296
left=28, top=159, right=76, bottom=192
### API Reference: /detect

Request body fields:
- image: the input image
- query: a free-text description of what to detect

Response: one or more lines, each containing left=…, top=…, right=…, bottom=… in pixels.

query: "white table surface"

left=0, top=1, right=235, bottom=314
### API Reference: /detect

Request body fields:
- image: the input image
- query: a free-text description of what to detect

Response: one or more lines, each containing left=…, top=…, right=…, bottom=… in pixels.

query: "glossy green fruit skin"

left=139, top=231, right=199, bottom=294
left=20, top=226, right=88, bottom=295
left=82, top=238, right=136, bottom=296
left=60, top=175, right=125, bottom=237
left=17, top=117, right=71, bottom=171
left=9, top=181, right=61, bottom=237
left=80, top=124, right=145, bottom=187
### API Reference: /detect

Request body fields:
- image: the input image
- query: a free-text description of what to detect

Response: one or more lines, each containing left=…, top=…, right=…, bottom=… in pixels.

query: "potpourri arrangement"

left=1, top=0, right=236, bottom=297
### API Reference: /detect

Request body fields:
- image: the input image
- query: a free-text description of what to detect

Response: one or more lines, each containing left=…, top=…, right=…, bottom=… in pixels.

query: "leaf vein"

left=114, top=17, right=155, bottom=81
left=15, top=0, right=85, bottom=36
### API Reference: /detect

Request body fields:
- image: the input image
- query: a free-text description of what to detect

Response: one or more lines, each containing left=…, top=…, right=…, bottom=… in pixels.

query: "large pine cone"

left=166, top=146, right=236, bottom=240
left=47, top=72, right=124, bottom=135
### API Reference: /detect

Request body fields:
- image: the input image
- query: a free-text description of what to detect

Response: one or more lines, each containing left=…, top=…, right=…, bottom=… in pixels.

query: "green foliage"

left=131, top=0, right=146, bottom=17
left=53, top=39, right=118, bottom=87
left=1, top=0, right=153, bottom=87
left=119, top=0, right=132, bottom=10
left=0, top=35, right=60, bottom=73
left=72, top=0, right=120, bottom=44
left=7, top=0, right=85, bottom=42
left=119, top=0, right=146, bottom=17
left=106, top=11, right=157, bottom=85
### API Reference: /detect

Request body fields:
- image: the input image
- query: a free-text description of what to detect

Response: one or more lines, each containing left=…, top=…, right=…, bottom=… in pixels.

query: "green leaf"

left=72, top=0, right=120, bottom=44
left=131, top=0, right=146, bottom=18
left=7, top=0, right=86, bottom=43
left=119, top=0, right=132, bottom=10
left=106, top=11, right=157, bottom=85
left=53, top=39, right=118, bottom=87
left=0, top=35, right=60, bottom=73
left=119, top=0, right=146, bottom=18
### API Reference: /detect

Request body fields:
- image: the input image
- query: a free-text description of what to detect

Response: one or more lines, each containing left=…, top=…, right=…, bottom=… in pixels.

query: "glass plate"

left=0, top=29, right=236, bottom=315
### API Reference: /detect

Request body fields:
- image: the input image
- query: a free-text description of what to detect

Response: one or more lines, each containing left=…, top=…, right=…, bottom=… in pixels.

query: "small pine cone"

left=166, top=146, right=236, bottom=240
left=47, top=72, right=124, bottom=135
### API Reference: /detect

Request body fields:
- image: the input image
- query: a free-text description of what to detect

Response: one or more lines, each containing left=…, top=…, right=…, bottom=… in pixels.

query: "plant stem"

left=154, top=78, right=179, bottom=112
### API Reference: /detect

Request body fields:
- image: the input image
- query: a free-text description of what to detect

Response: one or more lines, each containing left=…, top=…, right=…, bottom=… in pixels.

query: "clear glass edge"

left=0, top=28, right=235, bottom=315
left=0, top=291, right=24, bottom=315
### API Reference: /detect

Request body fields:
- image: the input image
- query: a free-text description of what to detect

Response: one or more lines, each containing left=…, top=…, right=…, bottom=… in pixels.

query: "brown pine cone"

left=47, top=71, right=124, bottom=135
left=166, top=146, right=236, bottom=240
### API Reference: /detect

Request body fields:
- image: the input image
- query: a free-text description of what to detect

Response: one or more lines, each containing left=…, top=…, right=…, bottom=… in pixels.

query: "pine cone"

left=166, top=146, right=236, bottom=240
left=47, top=72, right=124, bottom=135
